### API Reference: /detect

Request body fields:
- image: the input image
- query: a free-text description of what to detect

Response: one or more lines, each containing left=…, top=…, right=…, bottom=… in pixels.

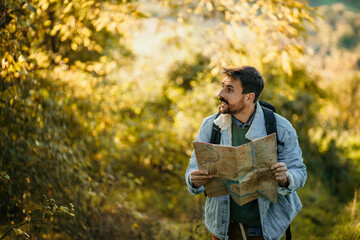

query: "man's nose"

left=218, top=88, right=224, bottom=98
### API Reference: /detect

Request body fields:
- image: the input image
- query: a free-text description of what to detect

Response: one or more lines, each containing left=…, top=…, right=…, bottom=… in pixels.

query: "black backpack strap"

left=286, top=225, right=291, bottom=240
left=262, top=106, right=276, bottom=136
left=210, top=112, right=222, bottom=144
left=261, top=106, right=285, bottom=147
left=259, top=100, right=276, bottom=112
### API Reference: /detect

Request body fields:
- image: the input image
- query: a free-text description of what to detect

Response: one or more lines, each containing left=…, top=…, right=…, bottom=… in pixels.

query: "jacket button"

left=221, top=220, right=225, bottom=224
left=224, top=200, right=228, bottom=205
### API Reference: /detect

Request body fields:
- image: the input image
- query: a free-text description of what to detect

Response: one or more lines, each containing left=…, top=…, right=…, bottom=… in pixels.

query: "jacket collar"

left=213, top=102, right=267, bottom=141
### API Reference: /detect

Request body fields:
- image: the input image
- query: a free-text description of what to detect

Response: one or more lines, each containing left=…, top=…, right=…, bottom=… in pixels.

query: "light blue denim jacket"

left=185, top=102, right=307, bottom=240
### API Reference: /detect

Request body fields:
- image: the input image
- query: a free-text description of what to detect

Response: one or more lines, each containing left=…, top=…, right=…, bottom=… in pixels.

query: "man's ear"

left=247, top=93, right=255, bottom=103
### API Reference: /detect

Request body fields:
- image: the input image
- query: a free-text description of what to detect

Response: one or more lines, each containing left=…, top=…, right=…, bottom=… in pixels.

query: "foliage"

left=326, top=189, right=360, bottom=240
left=0, top=0, right=151, bottom=239
left=0, top=193, right=75, bottom=240
left=1, top=0, right=360, bottom=239
left=156, top=0, right=317, bottom=76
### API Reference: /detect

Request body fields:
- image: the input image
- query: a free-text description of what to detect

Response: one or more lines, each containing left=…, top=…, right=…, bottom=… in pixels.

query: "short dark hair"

left=222, top=66, right=265, bottom=103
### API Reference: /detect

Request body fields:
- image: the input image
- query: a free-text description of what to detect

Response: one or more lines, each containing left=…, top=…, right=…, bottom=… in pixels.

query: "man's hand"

left=271, top=162, right=289, bottom=187
left=190, top=170, right=212, bottom=188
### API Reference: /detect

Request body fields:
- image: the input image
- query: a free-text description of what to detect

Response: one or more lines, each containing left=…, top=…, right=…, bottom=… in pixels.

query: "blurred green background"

left=1, top=0, right=359, bottom=239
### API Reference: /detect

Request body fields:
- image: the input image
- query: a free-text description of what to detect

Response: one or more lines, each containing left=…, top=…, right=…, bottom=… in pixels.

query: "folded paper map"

left=193, top=133, right=278, bottom=206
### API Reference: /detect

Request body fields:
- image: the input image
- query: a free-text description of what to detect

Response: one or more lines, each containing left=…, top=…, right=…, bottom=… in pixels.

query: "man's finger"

left=271, top=162, right=286, bottom=170
left=191, top=174, right=212, bottom=179
left=195, top=179, right=212, bottom=185
left=191, top=169, right=209, bottom=175
left=191, top=175, right=212, bottom=180
left=272, top=166, right=287, bottom=173
left=190, top=170, right=212, bottom=185
left=191, top=170, right=213, bottom=187
left=275, top=174, right=287, bottom=180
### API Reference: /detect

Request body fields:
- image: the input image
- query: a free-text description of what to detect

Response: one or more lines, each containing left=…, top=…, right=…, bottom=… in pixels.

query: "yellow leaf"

left=71, top=42, right=78, bottom=51
left=263, top=51, right=277, bottom=63
left=41, top=1, right=49, bottom=11
left=281, top=51, right=292, bottom=76
left=132, top=223, right=139, bottom=228
left=63, top=2, right=73, bottom=14
left=44, top=20, right=52, bottom=27
left=39, top=88, right=49, bottom=100
left=206, top=1, right=213, bottom=12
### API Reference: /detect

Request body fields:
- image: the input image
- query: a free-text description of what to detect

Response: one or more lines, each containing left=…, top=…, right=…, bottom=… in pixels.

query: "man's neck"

left=232, top=104, right=256, bottom=124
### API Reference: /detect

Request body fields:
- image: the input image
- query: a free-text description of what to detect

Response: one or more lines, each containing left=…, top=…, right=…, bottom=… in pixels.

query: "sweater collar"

left=213, top=102, right=266, bottom=140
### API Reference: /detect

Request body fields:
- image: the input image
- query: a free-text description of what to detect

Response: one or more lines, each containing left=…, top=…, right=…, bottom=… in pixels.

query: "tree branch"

left=0, top=220, right=29, bottom=240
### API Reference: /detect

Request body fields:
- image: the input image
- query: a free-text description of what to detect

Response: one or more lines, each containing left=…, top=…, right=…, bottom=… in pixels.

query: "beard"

left=219, top=97, right=245, bottom=115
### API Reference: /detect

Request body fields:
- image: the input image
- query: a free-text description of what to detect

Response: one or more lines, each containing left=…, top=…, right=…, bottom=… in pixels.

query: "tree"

left=1, top=0, right=151, bottom=239
left=2, top=0, right=358, bottom=239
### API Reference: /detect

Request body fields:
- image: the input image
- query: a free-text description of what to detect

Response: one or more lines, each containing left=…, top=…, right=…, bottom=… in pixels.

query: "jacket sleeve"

left=185, top=115, right=215, bottom=195
left=276, top=120, right=307, bottom=196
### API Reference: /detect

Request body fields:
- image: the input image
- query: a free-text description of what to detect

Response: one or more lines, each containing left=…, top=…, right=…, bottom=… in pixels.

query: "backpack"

left=209, top=100, right=291, bottom=240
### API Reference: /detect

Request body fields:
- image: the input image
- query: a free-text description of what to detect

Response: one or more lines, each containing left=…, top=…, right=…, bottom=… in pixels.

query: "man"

left=185, top=66, right=306, bottom=240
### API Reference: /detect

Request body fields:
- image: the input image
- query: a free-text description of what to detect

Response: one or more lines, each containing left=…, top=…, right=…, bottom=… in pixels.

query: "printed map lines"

left=226, top=142, right=266, bottom=200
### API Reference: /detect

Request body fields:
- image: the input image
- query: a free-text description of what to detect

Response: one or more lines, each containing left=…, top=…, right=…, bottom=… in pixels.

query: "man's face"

left=218, top=77, right=247, bottom=115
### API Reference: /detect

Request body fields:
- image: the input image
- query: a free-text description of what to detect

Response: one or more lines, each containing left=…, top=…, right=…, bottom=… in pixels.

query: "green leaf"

left=0, top=172, right=10, bottom=182
left=13, top=228, right=29, bottom=237
left=27, top=2, right=37, bottom=13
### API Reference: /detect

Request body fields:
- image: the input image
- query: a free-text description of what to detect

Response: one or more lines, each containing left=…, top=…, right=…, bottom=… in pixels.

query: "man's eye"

left=227, top=88, right=232, bottom=93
